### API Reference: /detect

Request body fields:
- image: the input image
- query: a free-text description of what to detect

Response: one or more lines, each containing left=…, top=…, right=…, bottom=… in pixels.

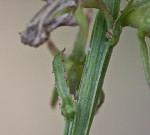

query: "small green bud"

left=122, top=0, right=150, bottom=37
left=122, top=0, right=150, bottom=88
left=62, top=103, right=76, bottom=119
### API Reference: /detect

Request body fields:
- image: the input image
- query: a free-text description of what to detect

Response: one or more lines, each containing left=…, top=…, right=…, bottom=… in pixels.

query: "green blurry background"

left=0, top=0, right=150, bottom=135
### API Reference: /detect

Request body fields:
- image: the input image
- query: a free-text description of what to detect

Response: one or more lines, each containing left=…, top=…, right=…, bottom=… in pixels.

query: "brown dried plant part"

left=47, top=39, right=59, bottom=56
left=20, top=0, right=77, bottom=47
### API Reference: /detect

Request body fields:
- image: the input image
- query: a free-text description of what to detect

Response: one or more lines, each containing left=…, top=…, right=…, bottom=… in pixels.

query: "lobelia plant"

left=20, top=0, right=150, bottom=135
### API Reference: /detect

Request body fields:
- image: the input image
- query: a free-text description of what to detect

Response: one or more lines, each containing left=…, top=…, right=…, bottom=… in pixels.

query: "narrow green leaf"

left=50, top=87, right=58, bottom=108
left=96, top=88, right=105, bottom=112
left=71, top=11, right=112, bottom=135
left=71, top=0, right=121, bottom=134
left=52, top=49, right=76, bottom=119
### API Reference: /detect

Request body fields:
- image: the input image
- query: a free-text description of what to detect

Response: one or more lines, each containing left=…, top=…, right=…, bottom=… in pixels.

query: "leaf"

left=71, top=0, right=121, bottom=134
left=52, top=49, right=76, bottom=119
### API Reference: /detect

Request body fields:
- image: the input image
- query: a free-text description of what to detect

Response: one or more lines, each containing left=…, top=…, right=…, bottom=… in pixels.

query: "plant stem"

left=64, top=118, right=74, bottom=135
left=138, top=31, right=150, bottom=88
left=71, top=11, right=113, bottom=135
left=70, top=0, right=121, bottom=134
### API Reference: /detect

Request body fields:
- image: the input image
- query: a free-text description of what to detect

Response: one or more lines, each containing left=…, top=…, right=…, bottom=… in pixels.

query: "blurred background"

left=0, top=0, right=150, bottom=135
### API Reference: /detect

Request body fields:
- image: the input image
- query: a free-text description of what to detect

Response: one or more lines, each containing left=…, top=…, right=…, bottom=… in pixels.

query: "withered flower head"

left=20, top=0, right=78, bottom=47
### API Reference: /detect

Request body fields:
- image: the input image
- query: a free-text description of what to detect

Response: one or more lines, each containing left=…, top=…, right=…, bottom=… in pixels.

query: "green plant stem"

left=64, top=118, right=74, bottom=135
left=138, top=31, right=150, bottom=87
left=70, top=0, right=121, bottom=134
left=71, top=11, right=112, bottom=135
